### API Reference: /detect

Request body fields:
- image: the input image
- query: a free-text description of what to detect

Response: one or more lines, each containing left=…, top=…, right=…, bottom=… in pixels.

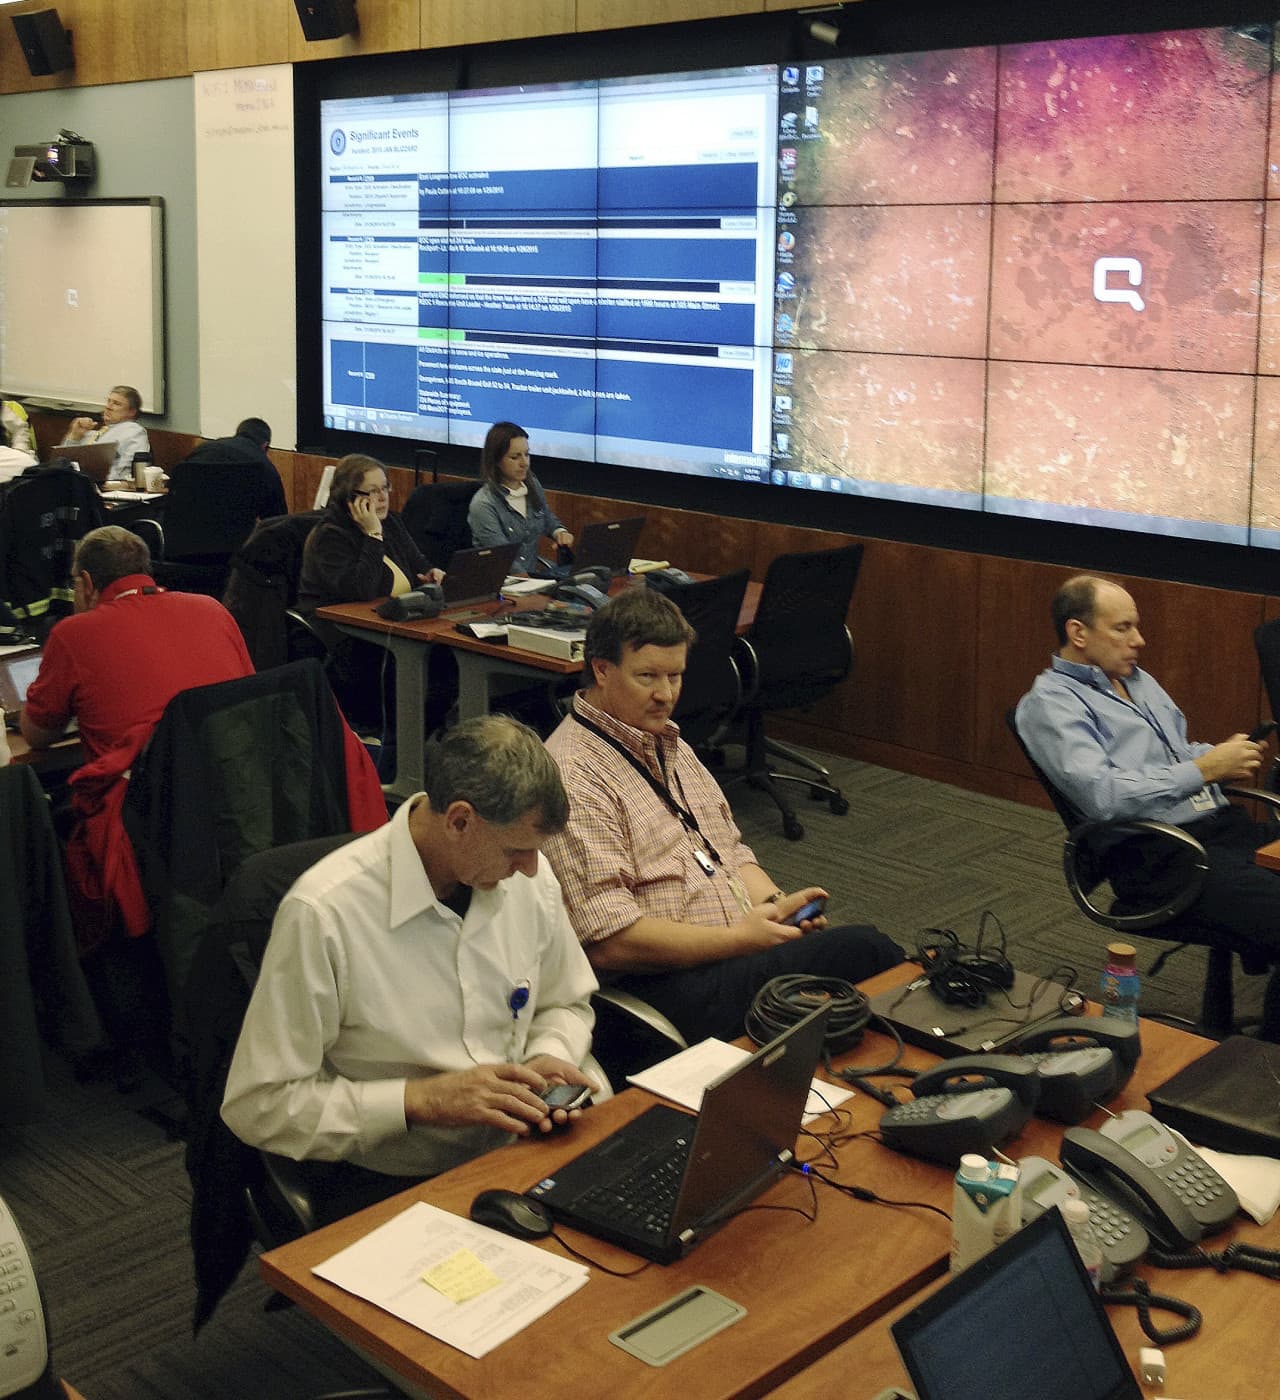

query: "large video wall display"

left=318, top=23, right=1280, bottom=548
left=320, top=69, right=780, bottom=482
left=781, top=24, right=1280, bottom=546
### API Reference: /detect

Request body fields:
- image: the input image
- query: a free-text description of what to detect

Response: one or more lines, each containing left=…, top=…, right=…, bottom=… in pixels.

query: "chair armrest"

left=591, top=987, right=688, bottom=1053
left=1221, top=784, right=1280, bottom=817
left=1063, top=817, right=1209, bottom=931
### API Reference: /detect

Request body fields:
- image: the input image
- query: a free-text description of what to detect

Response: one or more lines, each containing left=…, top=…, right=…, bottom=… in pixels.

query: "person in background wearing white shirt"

left=222, top=714, right=601, bottom=1221
left=0, top=398, right=37, bottom=481
left=61, top=384, right=150, bottom=487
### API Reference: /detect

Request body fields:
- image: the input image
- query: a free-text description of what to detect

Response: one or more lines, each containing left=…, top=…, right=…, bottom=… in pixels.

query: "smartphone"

left=1248, top=720, right=1277, bottom=743
left=540, top=1083, right=592, bottom=1112
left=783, top=896, right=827, bottom=927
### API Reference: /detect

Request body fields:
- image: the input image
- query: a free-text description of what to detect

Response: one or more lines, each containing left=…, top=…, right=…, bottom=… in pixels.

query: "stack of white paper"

left=626, top=1037, right=854, bottom=1123
left=312, top=1200, right=588, bottom=1359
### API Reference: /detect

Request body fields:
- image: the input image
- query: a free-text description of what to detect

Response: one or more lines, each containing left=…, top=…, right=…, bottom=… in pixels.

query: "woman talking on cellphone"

left=299, top=453, right=446, bottom=734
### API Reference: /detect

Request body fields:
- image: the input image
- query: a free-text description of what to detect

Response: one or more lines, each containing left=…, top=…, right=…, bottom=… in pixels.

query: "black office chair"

left=0, top=464, right=105, bottom=641
left=155, top=457, right=272, bottom=596
left=127, top=515, right=165, bottom=565
left=401, top=479, right=481, bottom=570
left=183, top=835, right=393, bottom=1400
left=655, top=569, right=750, bottom=751
left=1253, top=617, right=1280, bottom=790
left=731, top=542, right=860, bottom=840
left=1006, top=707, right=1280, bottom=1037
left=589, top=989, right=688, bottom=1096
left=222, top=511, right=324, bottom=670
left=123, top=659, right=379, bottom=1046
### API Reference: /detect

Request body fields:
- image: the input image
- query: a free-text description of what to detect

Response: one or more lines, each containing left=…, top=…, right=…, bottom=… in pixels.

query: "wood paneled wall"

left=27, top=413, right=1267, bottom=809
left=283, top=450, right=1278, bottom=811
left=0, top=0, right=818, bottom=91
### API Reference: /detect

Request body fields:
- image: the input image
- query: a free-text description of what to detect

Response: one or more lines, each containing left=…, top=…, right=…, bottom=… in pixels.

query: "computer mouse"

left=469, top=1188, right=555, bottom=1241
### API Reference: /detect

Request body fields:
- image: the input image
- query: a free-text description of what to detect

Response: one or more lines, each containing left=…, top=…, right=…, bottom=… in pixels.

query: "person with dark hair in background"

left=467, top=421, right=574, bottom=575
left=222, top=714, right=600, bottom=1219
left=176, top=415, right=287, bottom=520
left=298, top=454, right=446, bottom=732
left=61, top=384, right=149, bottom=487
left=543, top=587, right=902, bottom=1043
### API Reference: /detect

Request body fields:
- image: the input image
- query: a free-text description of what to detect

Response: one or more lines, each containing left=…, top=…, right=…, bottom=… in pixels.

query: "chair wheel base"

left=829, top=795, right=849, bottom=816
left=783, top=816, right=804, bottom=841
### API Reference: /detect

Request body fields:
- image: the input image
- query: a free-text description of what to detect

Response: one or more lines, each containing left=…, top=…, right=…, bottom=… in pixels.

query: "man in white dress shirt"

left=222, top=715, right=600, bottom=1217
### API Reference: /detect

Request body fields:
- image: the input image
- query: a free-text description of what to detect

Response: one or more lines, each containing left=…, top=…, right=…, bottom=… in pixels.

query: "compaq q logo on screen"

left=330, top=129, right=347, bottom=155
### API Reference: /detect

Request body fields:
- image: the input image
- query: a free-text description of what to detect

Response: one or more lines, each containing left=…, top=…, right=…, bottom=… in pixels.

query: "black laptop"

left=571, top=515, right=646, bottom=577
left=441, top=541, right=520, bottom=608
left=48, top=443, right=118, bottom=484
left=527, top=1004, right=830, bottom=1263
left=891, top=1207, right=1141, bottom=1400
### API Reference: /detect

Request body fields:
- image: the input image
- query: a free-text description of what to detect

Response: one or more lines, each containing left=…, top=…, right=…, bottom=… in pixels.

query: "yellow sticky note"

left=422, top=1249, right=502, bottom=1304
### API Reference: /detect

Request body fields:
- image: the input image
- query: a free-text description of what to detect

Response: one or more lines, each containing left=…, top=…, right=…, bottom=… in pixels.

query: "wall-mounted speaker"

left=10, top=9, right=74, bottom=76
left=293, top=0, right=358, bottom=42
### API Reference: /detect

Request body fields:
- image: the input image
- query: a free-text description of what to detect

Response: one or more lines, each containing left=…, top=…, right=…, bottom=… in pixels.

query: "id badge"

left=693, top=848, right=716, bottom=877
left=1188, top=787, right=1217, bottom=813
left=726, top=872, right=752, bottom=915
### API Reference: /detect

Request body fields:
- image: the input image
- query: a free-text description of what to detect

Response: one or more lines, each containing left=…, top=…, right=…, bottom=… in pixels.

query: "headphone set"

left=915, top=912, right=1016, bottom=1008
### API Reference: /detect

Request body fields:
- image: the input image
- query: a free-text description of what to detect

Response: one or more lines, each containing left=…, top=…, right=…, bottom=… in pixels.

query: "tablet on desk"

left=0, top=650, right=42, bottom=726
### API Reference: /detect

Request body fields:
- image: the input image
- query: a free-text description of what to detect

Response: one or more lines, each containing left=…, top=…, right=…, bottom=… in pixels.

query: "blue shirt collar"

left=1049, top=652, right=1145, bottom=696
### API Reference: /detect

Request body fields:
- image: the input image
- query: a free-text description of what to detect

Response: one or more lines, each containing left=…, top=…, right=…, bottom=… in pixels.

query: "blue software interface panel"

left=320, top=67, right=779, bottom=484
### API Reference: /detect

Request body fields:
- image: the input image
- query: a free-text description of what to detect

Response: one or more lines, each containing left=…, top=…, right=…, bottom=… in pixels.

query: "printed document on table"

left=627, top=1037, right=853, bottom=1123
left=312, top=1200, right=588, bottom=1358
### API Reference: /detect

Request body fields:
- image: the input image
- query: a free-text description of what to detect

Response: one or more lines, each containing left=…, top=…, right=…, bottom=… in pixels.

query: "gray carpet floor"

left=1, top=751, right=1263, bottom=1399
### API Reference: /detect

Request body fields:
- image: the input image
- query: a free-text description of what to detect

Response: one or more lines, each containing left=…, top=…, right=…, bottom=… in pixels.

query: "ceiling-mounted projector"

left=8, top=129, right=94, bottom=189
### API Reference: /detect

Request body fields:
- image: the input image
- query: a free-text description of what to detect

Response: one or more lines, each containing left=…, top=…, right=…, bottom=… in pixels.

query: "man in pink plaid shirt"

left=544, top=588, right=900, bottom=1042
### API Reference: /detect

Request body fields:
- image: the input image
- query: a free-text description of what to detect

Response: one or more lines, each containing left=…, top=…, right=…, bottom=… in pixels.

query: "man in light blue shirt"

left=1016, top=574, right=1280, bottom=987
left=61, top=384, right=150, bottom=485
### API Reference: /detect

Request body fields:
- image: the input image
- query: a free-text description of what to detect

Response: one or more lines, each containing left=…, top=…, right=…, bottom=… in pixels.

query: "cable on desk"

left=793, top=1162, right=952, bottom=1224
left=1099, top=1277, right=1201, bottom=1346
left=549, top=1231, right=651, bottom=1277
left=1147, top=1240, right=1280, bottom=1280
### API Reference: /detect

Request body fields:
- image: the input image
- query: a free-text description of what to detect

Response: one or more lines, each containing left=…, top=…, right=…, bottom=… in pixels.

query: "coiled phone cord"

left=1099, top=1277, right=1202, bottom=1346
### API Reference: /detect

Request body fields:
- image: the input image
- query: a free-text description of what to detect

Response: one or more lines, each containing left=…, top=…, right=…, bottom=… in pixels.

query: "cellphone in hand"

left=1248, top=721, right=1277, bottom=743
left=783, top=896, right=827, bottom=927
left=540, top=1083, right=592, bottom=1112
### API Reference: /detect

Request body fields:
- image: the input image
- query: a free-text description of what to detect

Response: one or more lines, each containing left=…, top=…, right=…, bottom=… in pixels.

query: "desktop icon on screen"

left=782, top=66, right=800, bottom=88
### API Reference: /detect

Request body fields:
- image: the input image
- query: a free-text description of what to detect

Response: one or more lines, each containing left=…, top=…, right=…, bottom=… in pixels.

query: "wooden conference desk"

left=316, top=580, right=760, bottom=801
left=259, top=968, right=1227, bottom=1400
left=1254, top=836, right=1280, bottom=870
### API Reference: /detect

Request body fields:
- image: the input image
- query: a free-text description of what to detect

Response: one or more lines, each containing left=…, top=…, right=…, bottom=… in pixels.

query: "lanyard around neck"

left=571, top=709, right=722, bottom=867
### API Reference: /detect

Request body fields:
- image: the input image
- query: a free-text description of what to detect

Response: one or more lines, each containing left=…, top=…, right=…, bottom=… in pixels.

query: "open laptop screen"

left=891, top=1209, right=1140, bottom=1400
left=0, top=650, right=41, bottom=720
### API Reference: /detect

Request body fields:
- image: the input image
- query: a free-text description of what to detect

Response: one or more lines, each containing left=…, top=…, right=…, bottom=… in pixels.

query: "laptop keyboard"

left=574, top=1135, right=693, bottom=1239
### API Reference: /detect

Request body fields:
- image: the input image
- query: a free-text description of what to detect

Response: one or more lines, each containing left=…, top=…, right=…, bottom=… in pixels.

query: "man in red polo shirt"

left=22, top=525, right=253, bottom=1077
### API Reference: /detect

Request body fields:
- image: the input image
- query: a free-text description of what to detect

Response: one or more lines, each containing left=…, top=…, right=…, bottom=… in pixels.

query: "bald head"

left=1053, top=575, right=1144, bottom=683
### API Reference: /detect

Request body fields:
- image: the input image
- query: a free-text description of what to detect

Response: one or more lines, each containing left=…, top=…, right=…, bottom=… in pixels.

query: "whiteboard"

left=0, top=198, right=165, bottom=412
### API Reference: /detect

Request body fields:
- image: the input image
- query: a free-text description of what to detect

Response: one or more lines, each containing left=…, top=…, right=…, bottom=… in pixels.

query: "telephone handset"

left=1015, top=1015, right=1140, bottom=1086
left=909, top=1054, right=1041, bottom=1113
left=879, top=1086, right=1032, bottom=1165
left=1017, top=1154, right=1149, bottom=1278
left=1098, top=1110, right=1237, bottom=1235
left=554, top=581, right=609, bottom=611
left=1059, top=1116, right=1237, bottom=1249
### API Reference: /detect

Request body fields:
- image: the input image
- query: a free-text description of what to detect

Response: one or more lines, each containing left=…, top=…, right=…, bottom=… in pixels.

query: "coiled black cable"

left=745, top=974, right=871, bottom=1054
